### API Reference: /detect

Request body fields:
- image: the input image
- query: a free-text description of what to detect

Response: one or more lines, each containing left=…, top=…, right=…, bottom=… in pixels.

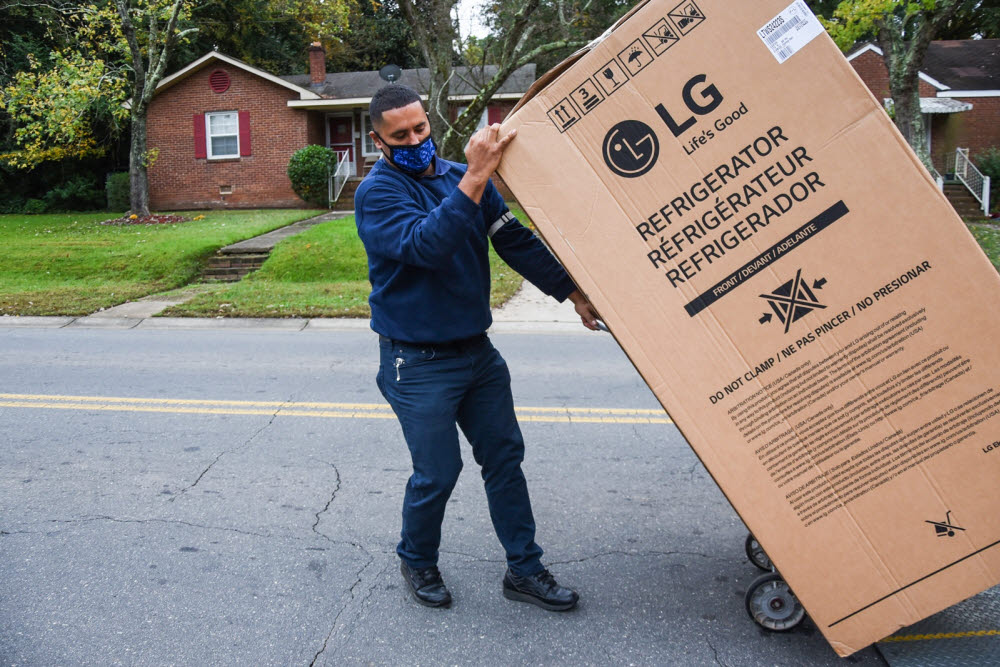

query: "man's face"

left=370, top=101, right=431, bottom=150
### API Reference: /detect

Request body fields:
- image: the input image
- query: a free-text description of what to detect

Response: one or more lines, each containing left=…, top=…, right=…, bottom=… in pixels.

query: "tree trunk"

left=876, top=0, right=961, bottom=170
left=129, top=109, right=150, bottom=216
left=399, top=0, right=457, bottom=147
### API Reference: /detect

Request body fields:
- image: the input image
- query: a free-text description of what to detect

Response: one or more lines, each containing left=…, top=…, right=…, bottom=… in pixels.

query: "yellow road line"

left=0, top=393, right=666, bottom=416
left=0, top=393, right=672, bottom=425
left=881, top=629, right=1000, bottom=642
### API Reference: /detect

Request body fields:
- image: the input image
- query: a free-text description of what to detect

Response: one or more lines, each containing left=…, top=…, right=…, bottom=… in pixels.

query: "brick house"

left=146, top=46, right=534, bottom=210
left=846, top=39, right=999, bottom=175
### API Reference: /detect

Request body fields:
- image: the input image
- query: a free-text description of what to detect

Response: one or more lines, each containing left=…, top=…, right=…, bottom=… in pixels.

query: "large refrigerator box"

left=497, top=0, right=1000, bottom=655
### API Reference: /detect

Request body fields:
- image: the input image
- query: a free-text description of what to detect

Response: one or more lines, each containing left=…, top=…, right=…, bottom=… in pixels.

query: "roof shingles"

left=279, top=64, right=536, bottom=99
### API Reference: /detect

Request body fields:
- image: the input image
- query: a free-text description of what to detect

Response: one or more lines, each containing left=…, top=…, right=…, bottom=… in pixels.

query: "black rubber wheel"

left=745, top=533, right=772, bottom=571
left=744, top=572, right=806, bottom=632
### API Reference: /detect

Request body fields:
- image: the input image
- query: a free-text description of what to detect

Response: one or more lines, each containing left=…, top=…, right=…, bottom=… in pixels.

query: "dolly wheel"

left=744, top=573, right=805, bottom=632
left=745, top=533, right=772, bottom=571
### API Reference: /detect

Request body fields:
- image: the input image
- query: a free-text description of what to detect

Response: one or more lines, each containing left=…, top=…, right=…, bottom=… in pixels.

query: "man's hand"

left=567, top=290, right=601, bottom=331
left=458, top=123, right=517, bottom=204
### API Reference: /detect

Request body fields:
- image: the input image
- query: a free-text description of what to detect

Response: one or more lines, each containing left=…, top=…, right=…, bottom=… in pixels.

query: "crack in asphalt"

left=308, top=550, right=378, bottom=666
left=707, top=636, right=730, bottom=667
left=169, top=398, right=291, bottom=502
left=311, top=460, right=341, bottom=536
left=323, top=557, right=394, bottom=664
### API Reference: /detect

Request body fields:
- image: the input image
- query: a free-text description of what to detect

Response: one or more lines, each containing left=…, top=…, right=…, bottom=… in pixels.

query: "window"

left=362, top=113, right=380, bottom=156
left=207, top=111, right=239, bottom=159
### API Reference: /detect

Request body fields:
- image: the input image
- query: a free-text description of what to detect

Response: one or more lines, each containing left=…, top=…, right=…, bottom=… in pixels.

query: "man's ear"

left=369, top=131, right=383, bottom=151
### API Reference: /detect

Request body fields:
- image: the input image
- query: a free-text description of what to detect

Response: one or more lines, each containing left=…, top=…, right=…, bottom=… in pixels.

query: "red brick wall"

left=849, top=49, right=938, bottom=100
left=306, top=110, right=326, bottom=147
left=934, top=96, right=1000, bottom=171
left=849, top=49, right=999, bottom=172
left=148, top=65, right=312, bottom=209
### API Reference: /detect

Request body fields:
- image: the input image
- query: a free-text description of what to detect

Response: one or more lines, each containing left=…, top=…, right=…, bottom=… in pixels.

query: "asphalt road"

left=0, top=324, right=887, bottom=666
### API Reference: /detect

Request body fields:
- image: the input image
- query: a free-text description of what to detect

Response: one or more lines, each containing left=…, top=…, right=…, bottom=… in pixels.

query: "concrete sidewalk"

left=0, top=282, right=597, bottom=335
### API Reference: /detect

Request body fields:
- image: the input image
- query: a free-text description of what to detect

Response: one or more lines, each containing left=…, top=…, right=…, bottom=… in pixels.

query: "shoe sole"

left=503, top=586, right=578, bottom=611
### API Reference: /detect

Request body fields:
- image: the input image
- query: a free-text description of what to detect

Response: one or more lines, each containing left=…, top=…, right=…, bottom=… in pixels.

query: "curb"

left=0, top=315, right=599, bottom=336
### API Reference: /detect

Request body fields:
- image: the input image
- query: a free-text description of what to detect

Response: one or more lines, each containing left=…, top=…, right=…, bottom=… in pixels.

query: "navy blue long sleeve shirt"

left=354, top=156, right=577, bottom=343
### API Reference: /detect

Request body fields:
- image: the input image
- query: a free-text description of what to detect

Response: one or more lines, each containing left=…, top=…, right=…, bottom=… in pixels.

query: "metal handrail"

left=927, top=163, right=944, bottom=191
left=955, top=148, right=992, bottom=215
left=327, top=150, right=352, bottom=207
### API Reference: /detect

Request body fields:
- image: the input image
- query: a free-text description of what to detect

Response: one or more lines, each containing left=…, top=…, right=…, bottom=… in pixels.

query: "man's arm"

left=356, top=182, right=481, bottom=269
left=469, top=121, right=601, bottom=330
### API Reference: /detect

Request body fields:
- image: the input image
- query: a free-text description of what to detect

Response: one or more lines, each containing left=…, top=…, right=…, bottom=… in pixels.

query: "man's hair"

left=369, top=85, right=423, bottom=129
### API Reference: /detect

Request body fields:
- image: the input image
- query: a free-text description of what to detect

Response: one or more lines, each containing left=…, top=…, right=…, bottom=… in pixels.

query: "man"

left=354, top=84, right=599, bottom=611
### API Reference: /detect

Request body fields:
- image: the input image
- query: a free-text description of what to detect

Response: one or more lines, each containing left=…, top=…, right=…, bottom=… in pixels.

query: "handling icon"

left=759, top=268, right=827, bottom=333
left=926, top=511, right=965, bottom=537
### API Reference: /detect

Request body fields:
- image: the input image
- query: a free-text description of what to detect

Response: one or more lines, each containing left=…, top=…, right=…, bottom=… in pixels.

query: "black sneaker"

left=503, top=568, right=579, bottom=611
left=400, top=561, right=452, bottom=608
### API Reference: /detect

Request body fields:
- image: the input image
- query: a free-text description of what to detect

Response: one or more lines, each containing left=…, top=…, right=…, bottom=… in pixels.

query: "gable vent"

left=209, top=69, right=231, bottom=93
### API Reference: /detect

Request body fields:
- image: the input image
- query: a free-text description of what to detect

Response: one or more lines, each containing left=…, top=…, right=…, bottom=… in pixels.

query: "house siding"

left=148, top=66, right=311, bottom=209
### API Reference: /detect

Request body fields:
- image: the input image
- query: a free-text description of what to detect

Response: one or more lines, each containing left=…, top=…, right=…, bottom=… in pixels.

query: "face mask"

left=375, top=132, right=436, bottom=175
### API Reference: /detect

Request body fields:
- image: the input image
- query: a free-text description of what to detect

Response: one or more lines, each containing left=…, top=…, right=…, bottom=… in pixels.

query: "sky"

left=456, top=0, right=491, bottom=39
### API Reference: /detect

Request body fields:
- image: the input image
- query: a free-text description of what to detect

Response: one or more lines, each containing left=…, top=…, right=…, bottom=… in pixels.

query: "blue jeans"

left=376, top=334, right=544, bottom=576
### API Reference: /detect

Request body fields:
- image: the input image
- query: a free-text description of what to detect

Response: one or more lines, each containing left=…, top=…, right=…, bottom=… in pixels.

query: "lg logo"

left=602, top=74, right=724, bottom=178
left=603, top=120, right=659, bottom=178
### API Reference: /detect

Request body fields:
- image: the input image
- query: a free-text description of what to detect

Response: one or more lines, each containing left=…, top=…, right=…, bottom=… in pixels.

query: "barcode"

left=764, top=14, right=802, bottom=45
left=776, top=46, right=795, bottom=60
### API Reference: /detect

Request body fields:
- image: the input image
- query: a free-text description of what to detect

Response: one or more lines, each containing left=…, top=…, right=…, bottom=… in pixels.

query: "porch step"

left=331, top=178, right=362, bottom=210
left=201, top=253, right=270, bottom=282
left=197, top=211, right=353, bottom=283
left=944, top=183, right=985, bottom=219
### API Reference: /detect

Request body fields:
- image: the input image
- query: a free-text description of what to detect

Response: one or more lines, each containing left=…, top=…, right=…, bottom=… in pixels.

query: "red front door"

left=328, top=116, right=354, bottom=174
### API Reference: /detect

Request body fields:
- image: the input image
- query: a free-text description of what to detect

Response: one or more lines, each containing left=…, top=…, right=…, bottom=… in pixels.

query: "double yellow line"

left=882, top=629, right=1000, bottom=642
left=0, top=393, right=672, bottom=425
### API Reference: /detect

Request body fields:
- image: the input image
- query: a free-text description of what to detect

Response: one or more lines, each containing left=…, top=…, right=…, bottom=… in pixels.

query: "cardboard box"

left=497, top=0, right=1000, bottom=655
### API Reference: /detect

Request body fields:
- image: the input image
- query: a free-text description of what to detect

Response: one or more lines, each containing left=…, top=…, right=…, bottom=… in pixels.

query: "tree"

left=0, top=0, right=194, bottom=215
left=325, top=0, right=422, bottom=73
left=398, top=0, right=459, bottom=149
left=936, top=0, right=1000, bottom=38
left=171, top=0, right=314, bottom=75
left=2, top=0, right=350, bottom=216
left=116, top=0, right=197, bottom=216
left=399, top=0, right=630, bottom=161
left=823, top=0, right=963, bottom=167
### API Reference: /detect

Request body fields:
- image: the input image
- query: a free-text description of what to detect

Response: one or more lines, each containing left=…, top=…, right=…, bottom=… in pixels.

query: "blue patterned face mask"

left=376, top=132, right=436, bottom=175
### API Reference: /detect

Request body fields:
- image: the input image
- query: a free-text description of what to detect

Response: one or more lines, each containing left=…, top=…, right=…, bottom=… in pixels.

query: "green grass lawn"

left=160, top=209, right=527, bottom=318
left=0, top=209, right=323, bottom=316
left=968, top=222, right=1000, bottom=270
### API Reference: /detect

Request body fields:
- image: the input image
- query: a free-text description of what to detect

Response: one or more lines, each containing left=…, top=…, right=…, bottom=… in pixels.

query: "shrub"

left=974, top=147, right=1000, bottom=213
left=23, top=198, right=47, bottom=214
left=0, top=195, right=26, bottom=214
left=44, top=174, right=103, bottom=211
left=287, top=145, right=336, bottom=207
left=106, top=172, right=130, bottom=212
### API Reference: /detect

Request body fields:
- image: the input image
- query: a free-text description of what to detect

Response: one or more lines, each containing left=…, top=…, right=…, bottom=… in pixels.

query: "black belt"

left=379, top=333, right=487, bottom=351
